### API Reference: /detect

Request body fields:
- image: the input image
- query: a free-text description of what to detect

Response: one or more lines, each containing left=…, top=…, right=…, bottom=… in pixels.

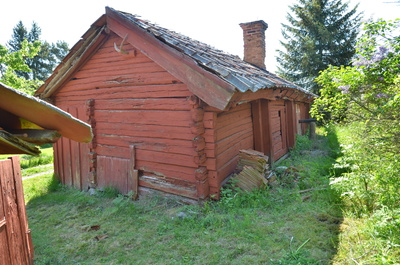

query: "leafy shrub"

left=372, top=208, right=400, bottom=246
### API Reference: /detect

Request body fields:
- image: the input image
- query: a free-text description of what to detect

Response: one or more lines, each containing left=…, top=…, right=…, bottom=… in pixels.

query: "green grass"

left=23, top=173, right=59, bottom=203
left=0, top=146, right=53, bottom=168
left=23, top=131, right=342, bottom=264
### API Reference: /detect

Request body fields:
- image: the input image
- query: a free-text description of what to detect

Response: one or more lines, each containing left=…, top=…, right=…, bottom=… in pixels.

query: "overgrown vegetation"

left=24, top=130, right=342, bottom=264
left=329, top=124, right=400, bottom=263
left=312, top=19, right=400, bottom=263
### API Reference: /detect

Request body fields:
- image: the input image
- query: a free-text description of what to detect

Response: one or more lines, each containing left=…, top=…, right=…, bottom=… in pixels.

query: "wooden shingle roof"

left=115, top=8, right=313, bottom=96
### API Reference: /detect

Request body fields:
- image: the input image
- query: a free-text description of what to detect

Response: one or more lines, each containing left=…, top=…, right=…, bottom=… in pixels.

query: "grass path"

left=21, top=164, right=53, bottom=179
left=22, top=169, right=54, bottom=180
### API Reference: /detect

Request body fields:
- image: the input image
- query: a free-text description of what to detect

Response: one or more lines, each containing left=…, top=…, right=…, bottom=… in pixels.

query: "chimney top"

left=239, top=20, right=268, bottom=30
left=240, top=20, right=268, bottom=69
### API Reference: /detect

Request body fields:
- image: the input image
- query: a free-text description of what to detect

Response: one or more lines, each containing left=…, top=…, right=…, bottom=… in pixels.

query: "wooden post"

left=309, top=122, right=316, bottom=140
left=285, top=100, right=297, bottom=149
left=189, top=95, right=210, bottom=199
left=0, top=156, right=33, bottom=265
left=298, top=119, right=317, bottom=140
left=129, top=145, right=139, bottom=200
left=86, top=99, right=97, bottom=189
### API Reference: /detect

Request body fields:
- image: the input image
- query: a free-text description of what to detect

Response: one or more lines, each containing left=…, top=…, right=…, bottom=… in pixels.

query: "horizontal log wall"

left=206, top=103, right=254, bottom=197
left=53, top=33, right=199, bottom=198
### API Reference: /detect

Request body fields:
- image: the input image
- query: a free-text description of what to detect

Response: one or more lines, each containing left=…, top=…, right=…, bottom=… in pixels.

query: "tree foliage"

left=7, top=21, right=69, bottom=81
left=312, top=19, right=400, bottom=149
left=0, top=40, right=41, bottom=94
left=277, top=0, right=362, bottom=94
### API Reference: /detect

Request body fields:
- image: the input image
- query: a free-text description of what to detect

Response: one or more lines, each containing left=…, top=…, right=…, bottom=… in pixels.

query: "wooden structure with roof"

left=36, top=7, right=314, bottom=200
left=0, top=82, right=92, bottom=265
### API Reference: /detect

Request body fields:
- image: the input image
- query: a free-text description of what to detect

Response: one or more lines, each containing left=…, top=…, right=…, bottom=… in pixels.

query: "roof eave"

left=36, top=15, right=108, bottom=98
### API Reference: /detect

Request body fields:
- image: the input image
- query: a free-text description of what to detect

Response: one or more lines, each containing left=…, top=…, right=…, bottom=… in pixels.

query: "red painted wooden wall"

left=53, top=106, right=90, bottom=190
left=0, top=156, right=34, bottom=265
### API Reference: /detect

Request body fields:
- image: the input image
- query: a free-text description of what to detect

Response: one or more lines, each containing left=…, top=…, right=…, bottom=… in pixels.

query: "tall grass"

left=20, top=146, right=53, bottom=169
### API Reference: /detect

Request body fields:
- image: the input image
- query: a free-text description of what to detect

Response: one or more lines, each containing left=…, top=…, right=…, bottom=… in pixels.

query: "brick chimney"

left=240, top=20, right=268, bottom=69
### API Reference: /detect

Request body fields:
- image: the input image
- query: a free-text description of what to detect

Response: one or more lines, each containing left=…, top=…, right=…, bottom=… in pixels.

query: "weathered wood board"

left=0, top=156, right=33, bottom=265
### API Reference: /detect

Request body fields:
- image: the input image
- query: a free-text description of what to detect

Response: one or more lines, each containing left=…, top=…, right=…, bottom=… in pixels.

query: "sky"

left=1, top=0, right=399, bottom=72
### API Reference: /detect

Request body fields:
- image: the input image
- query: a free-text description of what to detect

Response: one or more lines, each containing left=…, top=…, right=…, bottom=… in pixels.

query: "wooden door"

left=270, top=101, right=288, bottom=161
left=252, top=99, right=288, bottom=162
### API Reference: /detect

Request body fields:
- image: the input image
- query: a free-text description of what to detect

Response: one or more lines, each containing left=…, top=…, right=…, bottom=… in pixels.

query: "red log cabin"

left=36, top=7, right=315, bottom=200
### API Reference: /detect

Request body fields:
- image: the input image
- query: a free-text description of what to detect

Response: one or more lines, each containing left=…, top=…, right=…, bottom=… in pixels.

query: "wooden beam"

left=229, top=87, right=314, bottom=111
left=8, top=129, right=61, bottom=145
left=0, top=130, right=40, bottom=156
left=0, top=83, right=92, bottom=143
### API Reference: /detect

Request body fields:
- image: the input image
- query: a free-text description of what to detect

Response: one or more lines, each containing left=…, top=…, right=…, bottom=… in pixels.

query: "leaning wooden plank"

left=7, top=129, right=61, bottom=145
left=228, top=149, right=271, bottom=192
left=0, top=82, right=92, bottom=143
left=0, top=130, right=40, bottom=156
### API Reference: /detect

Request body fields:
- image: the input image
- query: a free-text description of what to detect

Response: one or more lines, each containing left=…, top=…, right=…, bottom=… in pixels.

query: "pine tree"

left=7, top=21, right=69, bottom=81
left=7, top=21, right=30, bottom=79
left=276, top=0, right=362, bottom=94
